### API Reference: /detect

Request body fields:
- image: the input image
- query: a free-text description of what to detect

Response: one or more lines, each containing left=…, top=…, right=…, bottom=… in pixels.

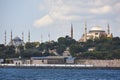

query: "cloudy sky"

left=0, top=0, right=120, bottom=44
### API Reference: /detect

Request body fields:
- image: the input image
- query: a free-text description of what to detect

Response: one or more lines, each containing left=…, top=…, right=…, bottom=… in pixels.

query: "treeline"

left=0, top=36, right=120, bottom=59
left=76, top=37, right=120, bottom=59
left=0, top=36, right=76, bottom=58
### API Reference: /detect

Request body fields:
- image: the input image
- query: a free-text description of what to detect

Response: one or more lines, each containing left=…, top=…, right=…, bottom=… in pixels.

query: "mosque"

left=79, top=22, right=113, bottom=42
left=9, top=36, right=24, bottom=47
left=4, top=30, right=30, bottom=53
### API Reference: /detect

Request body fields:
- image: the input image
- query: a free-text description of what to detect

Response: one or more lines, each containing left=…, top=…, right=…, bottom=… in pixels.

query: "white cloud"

left=90, top=5, right=111, bottom=14
left=112, top=2, right=120, bottom=14
left=33, top=0, right=120, bottom=27
left=33, top=15, right=53, bottom=27
left=33, top=0, right=81, bottom=27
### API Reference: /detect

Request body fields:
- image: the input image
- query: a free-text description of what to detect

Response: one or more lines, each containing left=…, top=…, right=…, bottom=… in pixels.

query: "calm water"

left=0, top=68, right=120, bottom=80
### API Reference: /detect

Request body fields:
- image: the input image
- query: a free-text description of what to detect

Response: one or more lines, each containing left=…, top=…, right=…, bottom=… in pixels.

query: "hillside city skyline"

left=1, top=23, right=114, bottom=45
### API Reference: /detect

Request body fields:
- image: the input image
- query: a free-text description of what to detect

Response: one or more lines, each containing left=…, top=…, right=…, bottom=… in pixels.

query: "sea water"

left=0, top=68, right=120, bottom=80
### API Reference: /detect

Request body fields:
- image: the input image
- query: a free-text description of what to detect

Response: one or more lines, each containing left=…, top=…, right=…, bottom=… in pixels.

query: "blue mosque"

left=4, top=31, right=30, bottom=53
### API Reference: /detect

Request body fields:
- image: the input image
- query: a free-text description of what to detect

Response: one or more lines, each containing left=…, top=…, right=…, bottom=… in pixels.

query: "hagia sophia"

left=79, top=23, right=113, bottom=42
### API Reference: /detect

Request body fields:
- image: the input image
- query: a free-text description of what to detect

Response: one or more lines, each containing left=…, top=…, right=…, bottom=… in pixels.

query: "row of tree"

left=0, top=36, right=120, bottom=59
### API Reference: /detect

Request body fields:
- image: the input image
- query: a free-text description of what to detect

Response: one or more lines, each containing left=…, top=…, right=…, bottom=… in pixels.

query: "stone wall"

left=76, top=59, right=120, bottom=67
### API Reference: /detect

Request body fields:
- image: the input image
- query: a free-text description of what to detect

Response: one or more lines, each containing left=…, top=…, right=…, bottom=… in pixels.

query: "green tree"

left=58, top=36, right=76, bottom=47
left=58, top=37, right=66, bottom=45
left=70, top=44, right=85, bottom=56
left=57, top=44, right=66, bottom=55
left=25, top=42, right=40, bottom=49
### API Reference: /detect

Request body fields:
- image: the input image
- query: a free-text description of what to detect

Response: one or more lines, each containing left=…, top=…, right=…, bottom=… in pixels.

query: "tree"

left=112, top=49, right=120, bottom=59
left=58, top=36, right=76, bottom=47
left=58, top=37, right=66, bottom=45
left=25, top=42, right=40, bottom=49
left=57, top=44, right=66, bottom=55
left=70, top=44, right=85, bottom=56
left=21, top=48, right=42, bottom=58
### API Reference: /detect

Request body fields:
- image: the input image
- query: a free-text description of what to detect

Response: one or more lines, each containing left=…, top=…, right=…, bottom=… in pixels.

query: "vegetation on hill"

left=0, top=36, right=120, bottom=59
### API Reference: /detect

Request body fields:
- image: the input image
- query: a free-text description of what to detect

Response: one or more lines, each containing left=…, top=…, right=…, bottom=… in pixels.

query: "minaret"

left=71, top=23, right=73, bottom=39
left=107, top=24, right=110, bottom=34
left=41, top=34, right=43, bottom=43
left=84, top=21, right=87, bottom=42
left=28, top=30, right=30, bottom=42
left=48, top=33, right=50, bottom=42
left=107, top=24, right=113, bottom=38
left=4, top=30, right=6, bottom=46
left=22, top=32, right=24, bottom=42
left=11, top=30, right=12, bottom=41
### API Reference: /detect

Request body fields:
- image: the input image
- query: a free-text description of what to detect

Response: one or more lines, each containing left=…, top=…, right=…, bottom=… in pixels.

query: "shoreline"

left=0, top=64, right=120, bottom=69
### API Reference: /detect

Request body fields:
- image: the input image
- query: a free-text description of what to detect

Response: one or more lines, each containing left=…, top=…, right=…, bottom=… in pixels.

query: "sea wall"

left=76, top=59, right=120, bottom=67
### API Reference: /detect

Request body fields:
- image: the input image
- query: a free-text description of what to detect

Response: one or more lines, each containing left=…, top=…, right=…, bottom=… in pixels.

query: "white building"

left=8, top=36, right=25, bottom=53
left=79, top=23, right=113, bottom=42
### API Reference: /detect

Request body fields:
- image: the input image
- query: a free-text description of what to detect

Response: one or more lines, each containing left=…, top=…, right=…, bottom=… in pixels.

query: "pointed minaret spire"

left=4, top=30, right=6, bottom=46
left=41, top=34, right=43, bottom=43
left=107, top=24, right=110, bottom=34
left=22, top=32, right=24, bottom=42
left=48, top=33, right=50, bottom=42
left=71, top=23, right=73, bottom=39
left=28, top=30, right=30, bottom=42
left=11, top=30, right=12, bottom=41
left=84, top=20, right=87, bottom=42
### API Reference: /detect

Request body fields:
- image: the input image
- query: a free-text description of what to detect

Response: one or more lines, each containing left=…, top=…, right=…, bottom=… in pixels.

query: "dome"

left=90, top=26, right=103, bottom=31
left=13, top=36, right=22, bottom=42
left=9, top=36, right=24, bottom=46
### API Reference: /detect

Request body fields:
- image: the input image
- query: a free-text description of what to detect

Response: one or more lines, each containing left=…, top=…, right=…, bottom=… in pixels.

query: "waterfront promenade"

left=0, top=64, right=93, bottom=68
left=0, top=59, right=120, bottom=69
left=76, top=59, right=120, bottom=67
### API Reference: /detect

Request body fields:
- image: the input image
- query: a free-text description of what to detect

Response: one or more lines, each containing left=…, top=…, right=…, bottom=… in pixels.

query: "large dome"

left=90, top=26, right=103, bottom=31
left=9, top=36, right=24, bottom=46
left=13, top=36, right=22, bottom=42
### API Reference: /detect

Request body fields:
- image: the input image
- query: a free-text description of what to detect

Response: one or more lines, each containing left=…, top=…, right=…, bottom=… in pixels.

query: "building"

left=5, top=30, right=30, bottom=47
left=5, top=58, right=31, bottom=65
left=9, top=36, right=24, bottom=47
left=6, top=30, right=27, bottom=53
left=63, top=47, right=71, bottom=56
left=8, top=36, right=25, bottom=53
left=13, top=59, right=31, bottom=65
left=31, top=57, right=47, bottom=64
left=8, top=30, right=24, bottom=47
left=79, top=23, right=113, bottom=42
left=66, top=56, right=75, bottom=64
left=31, top=56, right=72, bottom=64
left=0, top=59, right=4, bottom=64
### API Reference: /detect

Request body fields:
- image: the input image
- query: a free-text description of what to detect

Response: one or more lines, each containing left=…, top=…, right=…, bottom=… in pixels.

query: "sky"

left=0, top=0, right=120, bottom=44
